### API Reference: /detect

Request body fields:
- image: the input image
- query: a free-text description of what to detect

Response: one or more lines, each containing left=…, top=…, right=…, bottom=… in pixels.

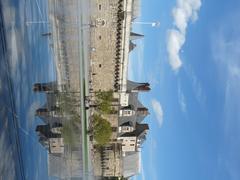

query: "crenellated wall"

left=90, top=0, right=126, bottom=92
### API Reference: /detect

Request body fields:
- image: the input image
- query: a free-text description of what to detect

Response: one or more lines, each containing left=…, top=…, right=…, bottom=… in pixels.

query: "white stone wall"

left=90, top=0, right=120, bottom=91
left=93, top=144, right=123, bottom=177
left=118, top=136, right=137, bottom=152
left=49, top=138, right=64, bottom=154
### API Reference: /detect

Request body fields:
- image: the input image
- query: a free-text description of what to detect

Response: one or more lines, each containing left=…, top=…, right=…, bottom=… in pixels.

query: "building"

left=36, top=124, right=64, bottom=154
left=34, top=0, right=150, bottom=178
left=89, top=0, right=151, bottom=178
left=34, top=87, right=84, bottom=178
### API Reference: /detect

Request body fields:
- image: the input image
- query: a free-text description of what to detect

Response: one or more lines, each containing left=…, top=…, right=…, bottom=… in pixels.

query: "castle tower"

left=130, top=32, right=144, bottom=41
left=33, top=82, right=58, bottom=92
left=127, top=81, right=151, bottom=92
left=136, top=107, right=149, bottom=116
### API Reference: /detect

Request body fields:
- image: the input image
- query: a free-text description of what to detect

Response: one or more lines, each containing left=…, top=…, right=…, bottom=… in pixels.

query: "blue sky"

left=128, top=0, right=240, bottom=180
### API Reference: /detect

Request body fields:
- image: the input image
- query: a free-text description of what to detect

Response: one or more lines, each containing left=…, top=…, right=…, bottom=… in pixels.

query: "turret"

left=130, top=32, right=144, bottom=41
left=129, top=41, right=137, bottom=52
left=127, top=81, right=151, bottom=92
left=33, top=82, right=57, bottom=92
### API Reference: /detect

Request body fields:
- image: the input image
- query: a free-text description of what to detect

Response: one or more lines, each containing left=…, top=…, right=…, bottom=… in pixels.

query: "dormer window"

left=122, top=109, right=135, bottom=116
left=119, top=125, right=134, bottom=133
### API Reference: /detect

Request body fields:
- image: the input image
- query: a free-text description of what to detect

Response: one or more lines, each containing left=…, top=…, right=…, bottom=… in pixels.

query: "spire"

left=133, top=83, right=150, bottom=92
left=130, top=32, right=144, bottom=41
left=33, top=82, right=57, bottom=92
left=127, top=81, right=151, bottom=92
left=129, top=41, right=137, bottom=52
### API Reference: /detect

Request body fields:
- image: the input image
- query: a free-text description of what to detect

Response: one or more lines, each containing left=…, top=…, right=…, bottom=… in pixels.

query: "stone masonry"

left=90, top=0, right=121, bottom=92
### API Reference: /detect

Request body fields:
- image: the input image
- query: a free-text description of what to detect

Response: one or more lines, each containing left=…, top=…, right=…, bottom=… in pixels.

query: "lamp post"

left=132, top=21, right=160, bottom=27
left=25, top=21, right=50, bottom=26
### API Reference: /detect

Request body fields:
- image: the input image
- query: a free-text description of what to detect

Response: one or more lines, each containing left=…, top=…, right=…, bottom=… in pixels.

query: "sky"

left=128, top=0, right=240, bottom=180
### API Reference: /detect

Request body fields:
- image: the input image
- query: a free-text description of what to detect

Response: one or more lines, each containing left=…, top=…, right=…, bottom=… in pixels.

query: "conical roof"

left=129, top=41, right=137, bottom=52
left=130, top=32, right=144, bottom=40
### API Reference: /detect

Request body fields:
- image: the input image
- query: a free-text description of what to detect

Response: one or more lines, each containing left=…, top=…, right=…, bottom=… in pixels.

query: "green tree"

left=57, top=92, right=80, bottom=115
left=57, top=92, right=81, bottom=147
left=61, top=121, right=75, bottom=147
left=61, top=115, right=81, bottom=147
left=96, top=90, right=113, bottom=102
left=92, top=114, right=112, bottom=145
left=96, top=90, right=115, bottom=114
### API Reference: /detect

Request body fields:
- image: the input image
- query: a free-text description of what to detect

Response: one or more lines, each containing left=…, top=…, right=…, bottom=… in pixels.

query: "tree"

left=96, top=90, right=113, bottom=102
left=95, top=90, right=115, bottom=114
left=57, top=92, right=80, bottom=114
left=92, top=114, right=112, bottom=146
left=57, top=92, right=81, bottom=147
left=61, top=121, right=75, bottom=147
left=61, top=114, right=81, bottom=148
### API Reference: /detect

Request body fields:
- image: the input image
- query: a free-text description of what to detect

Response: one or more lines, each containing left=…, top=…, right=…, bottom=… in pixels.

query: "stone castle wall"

left=93, top=143, right=122, bottom=177
left=89, top=0, right=124, bottom=177
left=90, top=0, right=121, bottom=91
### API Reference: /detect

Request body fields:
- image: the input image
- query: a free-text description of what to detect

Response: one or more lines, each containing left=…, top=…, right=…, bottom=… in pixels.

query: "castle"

left=34, top=0, right=150, bottom=179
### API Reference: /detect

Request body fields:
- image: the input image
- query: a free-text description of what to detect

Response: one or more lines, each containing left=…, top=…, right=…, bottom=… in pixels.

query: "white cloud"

left=183, top=65, right=206, bottom=107
left=167, top=0, right=202, bottom=71
left=178, top=84, right=187, bottom=112
left=0, top=124, right=16, bottom=179
left=167, top=29, right=185, bottom=70
left=211, top=11, right=240, bottom=180
left=151, top=99, right=164, bottom=127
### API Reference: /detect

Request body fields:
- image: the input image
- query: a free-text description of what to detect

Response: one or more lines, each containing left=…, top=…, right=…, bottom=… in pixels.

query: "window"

left=99, top=35, right=102, bottom=40
left=99, top=64, right=102, bottom=68
left=99, top=4, right=102, bottom=10
left=101, top=20, right=105, bottom=26
left=130, top=144, right=135, bottom=146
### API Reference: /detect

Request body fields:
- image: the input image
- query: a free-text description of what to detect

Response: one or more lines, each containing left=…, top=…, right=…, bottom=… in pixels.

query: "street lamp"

left=25, top=21, right=50, bottom=26
left=132, top=21, right=161, bottom=27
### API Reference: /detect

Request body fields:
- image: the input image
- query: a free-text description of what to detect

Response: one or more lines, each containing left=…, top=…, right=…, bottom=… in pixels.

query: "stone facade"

left=49, top=138, right=64, bottom=154
left=90, top=0, right=122, bottom=92
left=93, top=143, right=122, bottom=177
left=88, top=0, right=150, bottom=179
left=89, top=0, right=126, bottom=177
